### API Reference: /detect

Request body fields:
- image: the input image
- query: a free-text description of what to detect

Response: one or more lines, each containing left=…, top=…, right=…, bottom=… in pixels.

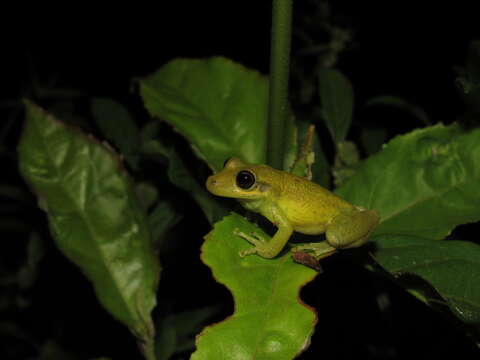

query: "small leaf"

left=148, top=200, right=182, bottom=249
left=139, top=57, right=269, bottom=171
left=135, top=182, right=159, bottom=211
left=192, top=213, right=317, bottom=360
left=361, top=127, right=387, bottom=155
left=91, top=97, right=140, bottom=168
left=18, top=232, right=45, bottom=290
left=155, top=306, right=218, bottom=360
left=336, top=123, right=480, bottom=240
left=318, top=67, right=354, bottom=144
left=18, top=100, right=160, bottom=353
left=332, top=141, right=360, bottom=187
left=366, top=95, right=431, bottom=125
left=373, top=234, right=480, bottom=324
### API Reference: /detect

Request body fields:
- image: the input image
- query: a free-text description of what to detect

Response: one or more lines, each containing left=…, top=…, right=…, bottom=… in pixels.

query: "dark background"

left=2, top=1, right=480, bottom=359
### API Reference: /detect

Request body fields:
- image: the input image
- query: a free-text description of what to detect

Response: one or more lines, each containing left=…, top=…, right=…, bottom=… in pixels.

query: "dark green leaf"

left=18, top=232, right=45, bottom=290
left=91, top=97, right=140, bottom=168
left=148, top=200, right=182, bottom=248
left=336, top=123, right=480, bottom=240
left=318, top=68, right=354, bottom=144
left=135, top=182, right=158, bottom=211
left=156, top=306, right=218, bottom=360
left=361, top=127, right=387, bottom=155
left=18, top=100, right=159, bottom=352
left=373, top=234, right=480, bottom=324
left=192, top=213, right=317, bottom=359
left=142, top=139, right=228, bottom=224
left=139, top=57, right=269, bottom=171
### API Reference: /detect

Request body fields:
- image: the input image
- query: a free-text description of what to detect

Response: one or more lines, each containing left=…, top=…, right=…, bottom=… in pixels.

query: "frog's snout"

left=205, top=175, right=218, bottom=194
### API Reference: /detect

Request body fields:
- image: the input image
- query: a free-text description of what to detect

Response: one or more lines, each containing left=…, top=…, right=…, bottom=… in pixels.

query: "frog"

left=206, top=157, right=379, bottom=259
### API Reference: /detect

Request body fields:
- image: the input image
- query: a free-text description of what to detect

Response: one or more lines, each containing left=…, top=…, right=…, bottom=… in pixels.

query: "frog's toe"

left=239, top=247, right=257, bottom=257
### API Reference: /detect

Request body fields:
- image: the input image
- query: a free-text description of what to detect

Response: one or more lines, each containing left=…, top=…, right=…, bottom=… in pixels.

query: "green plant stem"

left=267, top=0, right=293, bottom=169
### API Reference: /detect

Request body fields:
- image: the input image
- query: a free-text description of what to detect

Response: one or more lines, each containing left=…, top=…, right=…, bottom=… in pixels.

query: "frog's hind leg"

left=326, top=208, right=379, bottom=249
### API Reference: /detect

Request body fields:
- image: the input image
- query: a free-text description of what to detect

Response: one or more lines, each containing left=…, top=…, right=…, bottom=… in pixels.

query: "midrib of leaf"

left=33, top=114, right=135, bottom=321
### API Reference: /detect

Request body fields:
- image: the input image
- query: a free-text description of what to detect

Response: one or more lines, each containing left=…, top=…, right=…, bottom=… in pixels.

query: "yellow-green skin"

left=206, top=158, right=379, bottom=259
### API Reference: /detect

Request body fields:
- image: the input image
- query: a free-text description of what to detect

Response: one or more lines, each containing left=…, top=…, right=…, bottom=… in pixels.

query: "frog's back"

left=275, top=171, right=353, bottom=233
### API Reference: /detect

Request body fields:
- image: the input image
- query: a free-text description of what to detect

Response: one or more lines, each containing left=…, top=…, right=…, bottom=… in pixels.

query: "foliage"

left=2, top=4, right=480, bottom=360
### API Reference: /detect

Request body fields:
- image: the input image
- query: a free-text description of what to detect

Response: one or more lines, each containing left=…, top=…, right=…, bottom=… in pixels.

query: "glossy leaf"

left=336, top=123, right=480, bottom=240
left=139, top=57, right=269, bottom=171
left=193, top=213, right=317, bottom=360
left=335, top=123, right=480, bottom=324
left=373, top=234, right=480, bottom=323
left=18, top=101, right=159, bottom=355
left=318, top=67, right=354, bottom=144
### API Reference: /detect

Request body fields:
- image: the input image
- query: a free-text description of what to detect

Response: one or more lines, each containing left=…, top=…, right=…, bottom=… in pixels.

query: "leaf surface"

left=18, top=101, right=159, bottom=350
left=373, top=234, right=480, bottom=323
left=192, top=214, right=317, bottom=360
left=336, top=123, right=480, bottom=239
left=318, top=68, right=354, bottom=144
left=139, top=57, right=269, bottom=171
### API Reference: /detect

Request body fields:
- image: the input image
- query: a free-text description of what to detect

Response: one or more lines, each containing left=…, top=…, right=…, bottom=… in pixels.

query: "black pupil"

left=236, top=171, right=255, bottom=189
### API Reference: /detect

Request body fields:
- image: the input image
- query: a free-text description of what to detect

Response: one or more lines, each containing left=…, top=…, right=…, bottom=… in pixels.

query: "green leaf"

left=139, top=57, right=269, bottom=171
left=18, top=100, right=159, bottom=356
left=373, top=234, right=480, bottom=324
left=336, top=123, right=480, bottom=240
left=91, top=97, right=140, bottom=169
left=318, top=68, right=354, bottom=144
left=193, top=213, right=317, bottom=360
left=366, top=95, right=431, bottom=125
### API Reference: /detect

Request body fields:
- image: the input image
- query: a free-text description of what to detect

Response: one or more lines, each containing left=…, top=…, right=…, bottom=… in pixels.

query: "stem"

left=267, top=0, right=293, bottom=169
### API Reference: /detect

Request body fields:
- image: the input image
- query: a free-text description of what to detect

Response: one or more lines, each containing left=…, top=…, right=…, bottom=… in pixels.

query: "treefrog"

left=206, top=158, right=379, bottom=259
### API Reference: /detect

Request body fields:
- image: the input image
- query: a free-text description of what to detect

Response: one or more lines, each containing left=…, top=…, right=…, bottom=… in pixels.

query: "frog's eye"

left=236, top=170, right=255, bottom=190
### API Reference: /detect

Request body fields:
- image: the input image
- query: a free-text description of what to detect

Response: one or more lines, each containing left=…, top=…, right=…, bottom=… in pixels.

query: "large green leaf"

left=336, top=123, right=480, bottom=239
left=373, top=234, right=480, bottom=323
left=192, top=213, right=317, bottom=360
left=139, top=57, right=269, bottom=171
left=18, top=101, right=159, bottom=356
left=318, top=68, right=354, bottom=144
left=335, top=123, right=480, bottom=325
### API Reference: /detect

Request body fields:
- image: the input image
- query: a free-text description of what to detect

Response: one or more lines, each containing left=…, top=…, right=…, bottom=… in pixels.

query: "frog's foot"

left=234, top=228, right=267, bottom=257
left=291, top=241, right=337, bottom=260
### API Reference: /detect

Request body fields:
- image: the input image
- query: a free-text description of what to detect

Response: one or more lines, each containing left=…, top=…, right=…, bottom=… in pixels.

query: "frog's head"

left=206, top=157, right=274, bottom=200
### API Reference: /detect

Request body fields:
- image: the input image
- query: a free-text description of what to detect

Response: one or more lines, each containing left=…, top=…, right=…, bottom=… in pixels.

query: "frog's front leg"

left=235, top=206, right=293, bottom=259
